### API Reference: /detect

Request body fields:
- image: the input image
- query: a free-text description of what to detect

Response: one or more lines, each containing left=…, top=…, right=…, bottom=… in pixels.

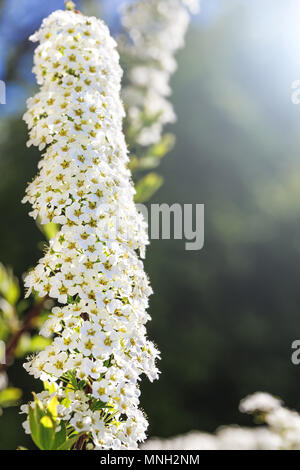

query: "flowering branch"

left=21, top=9, right=159, bottom=450
left=3, top=1, right=199, bottom=374
left=119, top=0, right=200, bottom=201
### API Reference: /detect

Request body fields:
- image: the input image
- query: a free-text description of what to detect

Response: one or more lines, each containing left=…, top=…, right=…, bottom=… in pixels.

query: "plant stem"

left=73, top=434, right=87, bottom=450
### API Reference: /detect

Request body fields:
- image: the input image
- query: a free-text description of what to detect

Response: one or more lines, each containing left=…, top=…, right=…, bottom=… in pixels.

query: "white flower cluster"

left=21, top=9, right=159, bottom=450
left=119, top=0, right=200, bottom=147
left=240, top=392, right=300, bottom=450
left=239, top=391, right=282, bottom=414
left=142, top=427, right=281, bottom=451
left=143, top=393, right=300, bottom=450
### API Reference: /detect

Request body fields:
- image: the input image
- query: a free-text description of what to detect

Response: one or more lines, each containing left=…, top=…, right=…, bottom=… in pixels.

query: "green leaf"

left=40, top=416, right=53, bottom=428
left=0, top=263, right=20, bottom=305
left=6, top=282, right=20, bottom=305
left=0, top=387, right=22, bottom=407
left=15, top=334, right=51, bottom=358
left=52, top=421, right=67, bottom=450
left=134, top=173, right=164, bottom=203
left=47, top=396, right=58, bottom=420
left=39, top=414, right=55, bottom=450
left=28, top=402, right=42, bottom=449
left=90, top=398, right=108, bottom=411
left=0, top=298, right=15, bottom=319
left=28, top=395, right=57, bottom=450
left=130, top=135, right=175, bottom=173
left=37, top=222, right=59, bottom=241
left=16, top=299, right=30, bottom=316
left=150, top=133, right=175, bottom=158
left=28, top=395, right=71, bottom=450
left=67, top=294, right=81, bottom=305
left=56, top=434, right=84, bottom=451
left=64, top=370, right=78, bottom=390
left=43, top=381, right=56, bottom=395
left=29, top=335, right=52, bottom=352
left=78, top=380, right=86, bottom=391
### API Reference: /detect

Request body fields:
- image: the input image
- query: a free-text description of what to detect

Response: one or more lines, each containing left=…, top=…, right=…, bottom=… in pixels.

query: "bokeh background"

left=1, top=0, right=300, bottom=449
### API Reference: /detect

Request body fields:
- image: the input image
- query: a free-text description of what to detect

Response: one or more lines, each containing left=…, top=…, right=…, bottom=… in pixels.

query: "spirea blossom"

left=240, top=392, right=300, bottom=450
left=239, top=392, right=282, bottom=414
left=142, top=427, right=282, bottom=451
left=119, top=0, right=200, bottom=147
left=143, top=393, right=300, bottom=450
left=22, top=9, right=159, bottom=450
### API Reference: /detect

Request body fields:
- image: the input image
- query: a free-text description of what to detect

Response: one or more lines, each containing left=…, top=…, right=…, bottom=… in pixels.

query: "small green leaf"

left=90, top=398, right=108, bottom=411
left=37, top=222, right=59, bottom=241
left=16, top=299, right=30, bottom=316
left=78, top=380, right=86, bottom=391
left=134, top=173, right=164, bottom=203
left=57, top=434, right=84, bottom=451
left=43, top=381, right=56, bottom=394
left=0, top=387, right=22, bottom=407
left=52, top=422, right=67, bottom=450
left=28, top=402, right=42, bottom=449
left=48, top=396, right=58, bottom=420
left=16, top=334, right=51, bottom=358
left=0, top=263, right=20, bottom=305
left=39, top=414, right=56, bottom=450
left=6, top=282, right=20, bottom=305
left=150, top=133, right=175, bottom=158
left=28, top=395, right=57, bottom=450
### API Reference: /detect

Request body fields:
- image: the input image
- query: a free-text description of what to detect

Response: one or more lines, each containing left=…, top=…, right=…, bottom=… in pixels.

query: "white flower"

left=144, top=392, right=300, bottom=450
left=217, top=426, right=282, bottom=451
left=92, top=379, right=111, bottom=402
left=240, top=392, right=282, bottom=414
left=40, top=316, right=62, bottom=338
left=70, top=412, right=92, bottom=433
left=43, top=351, right=68, bottom=378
